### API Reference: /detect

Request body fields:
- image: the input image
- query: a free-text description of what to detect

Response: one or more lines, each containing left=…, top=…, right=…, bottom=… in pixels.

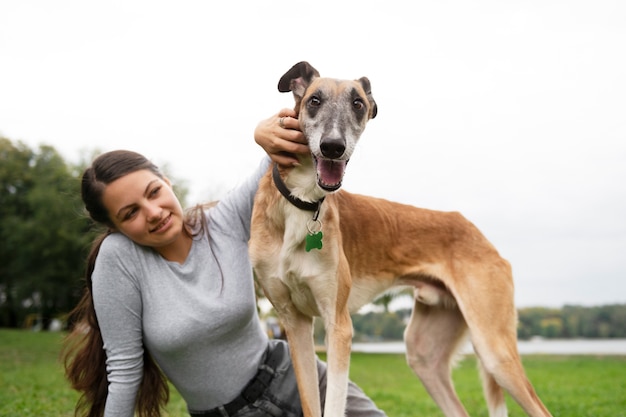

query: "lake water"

left=352, top=339, right=626, bottom=355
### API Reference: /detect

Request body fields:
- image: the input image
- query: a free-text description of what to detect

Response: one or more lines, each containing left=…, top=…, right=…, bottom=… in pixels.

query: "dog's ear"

left=278, top=61, right=320, bottom=97
left=358, top=76, right=377, bottom=119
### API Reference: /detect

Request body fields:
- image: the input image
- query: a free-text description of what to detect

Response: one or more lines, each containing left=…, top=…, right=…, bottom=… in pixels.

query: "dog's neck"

left=272, top=164, right=324, bottom=213
left=272, top=154, right=327, bottom=210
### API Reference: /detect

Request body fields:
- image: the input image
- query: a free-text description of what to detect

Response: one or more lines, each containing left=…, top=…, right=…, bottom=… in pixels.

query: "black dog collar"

left=272, top=163, right=325, bottom=213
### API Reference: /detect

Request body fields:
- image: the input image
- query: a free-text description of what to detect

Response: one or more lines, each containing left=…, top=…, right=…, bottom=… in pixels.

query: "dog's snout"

left=320, top=138, right=346, bottom=159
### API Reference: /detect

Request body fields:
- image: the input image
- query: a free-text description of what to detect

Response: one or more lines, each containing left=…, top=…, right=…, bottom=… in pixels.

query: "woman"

left=62, top=109, right=387, bottom=417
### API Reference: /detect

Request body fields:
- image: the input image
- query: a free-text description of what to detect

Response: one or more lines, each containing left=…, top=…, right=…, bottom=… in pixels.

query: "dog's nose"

left=320, top=138, right=346, bottom=159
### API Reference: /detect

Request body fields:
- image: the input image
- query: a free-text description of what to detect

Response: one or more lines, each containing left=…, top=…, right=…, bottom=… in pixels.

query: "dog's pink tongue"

left=317, top=159, right=346, bottom=190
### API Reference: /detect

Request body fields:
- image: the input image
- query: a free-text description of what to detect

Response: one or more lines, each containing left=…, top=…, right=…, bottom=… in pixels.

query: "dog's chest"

left=273, top=208, right=338, bottom=317
left=282, top=272, right=322, bottom=317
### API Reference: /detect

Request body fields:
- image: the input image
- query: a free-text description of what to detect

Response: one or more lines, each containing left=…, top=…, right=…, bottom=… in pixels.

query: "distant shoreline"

left=349, top=338, right=626, bottom=355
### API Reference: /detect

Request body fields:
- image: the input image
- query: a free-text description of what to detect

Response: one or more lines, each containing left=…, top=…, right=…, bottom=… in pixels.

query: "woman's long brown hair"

left=61, top=150, right=210, bottom=417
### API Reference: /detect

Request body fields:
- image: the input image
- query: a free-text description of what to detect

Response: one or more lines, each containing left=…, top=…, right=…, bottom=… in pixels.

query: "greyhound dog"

left=249, top=61, right=552, bottom=417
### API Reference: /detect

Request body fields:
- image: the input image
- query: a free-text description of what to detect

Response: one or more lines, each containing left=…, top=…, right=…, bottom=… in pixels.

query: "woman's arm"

left=91, top=236, right=145, bottom=417
left=254, top=108, right=309, bottom=167
left=210, top=108, right=311, bottom=239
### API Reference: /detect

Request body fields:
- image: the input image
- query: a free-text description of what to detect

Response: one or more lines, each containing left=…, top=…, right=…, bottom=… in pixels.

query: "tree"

left=0, top=139, right=35, bottom=326
left=0, top=138, right=92, bottom=328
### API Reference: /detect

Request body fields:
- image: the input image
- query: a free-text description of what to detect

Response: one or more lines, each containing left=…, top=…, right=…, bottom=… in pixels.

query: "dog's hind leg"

left=404, top=298, right=470, bottom=417
left=465, top=305, right=552, bottom=417
left=454, top=262, right=552, bottom=417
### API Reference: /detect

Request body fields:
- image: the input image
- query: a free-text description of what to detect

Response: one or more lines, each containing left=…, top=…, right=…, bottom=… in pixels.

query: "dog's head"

left=278, top=61, right=377, bottom=192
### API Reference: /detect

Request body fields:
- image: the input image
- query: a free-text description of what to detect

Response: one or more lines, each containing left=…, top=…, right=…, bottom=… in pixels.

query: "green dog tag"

left=305, top=231, right=323, bottom=252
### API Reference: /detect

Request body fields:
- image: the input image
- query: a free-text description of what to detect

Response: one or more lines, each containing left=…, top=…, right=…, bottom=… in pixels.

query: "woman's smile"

left=150, top=213, right=172, bottom=234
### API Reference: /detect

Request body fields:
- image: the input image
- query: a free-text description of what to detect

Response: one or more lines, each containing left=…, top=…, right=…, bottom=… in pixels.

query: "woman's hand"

left=254, top=108, right=309, bottom=167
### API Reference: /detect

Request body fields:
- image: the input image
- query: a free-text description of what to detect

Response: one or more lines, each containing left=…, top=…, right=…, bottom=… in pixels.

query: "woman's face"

left=102, top=169, right=186, bottom=255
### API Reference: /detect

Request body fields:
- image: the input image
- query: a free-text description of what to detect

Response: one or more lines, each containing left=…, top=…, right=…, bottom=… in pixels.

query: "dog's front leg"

left=282, top=309, right=322, bottom=417
left=323, top=306, right=353, bottom=417
left=320, top=258, right=353, bottom=417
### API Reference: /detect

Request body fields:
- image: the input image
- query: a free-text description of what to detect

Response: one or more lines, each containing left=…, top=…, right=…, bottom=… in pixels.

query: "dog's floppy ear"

left=278, top=61, right=320, bottom=98
left=358, top=76, right=377, bottom=119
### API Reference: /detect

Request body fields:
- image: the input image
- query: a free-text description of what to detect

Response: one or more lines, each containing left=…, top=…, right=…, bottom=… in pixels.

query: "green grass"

left=1, top=329, right=79, bottom=417
left=344, top=353, right=626, bottom=417
left=1, top=329, right=625, bottom=417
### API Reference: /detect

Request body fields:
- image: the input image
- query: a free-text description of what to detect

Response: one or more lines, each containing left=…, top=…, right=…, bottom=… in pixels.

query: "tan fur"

left=250, top=62, right=552, bottom=417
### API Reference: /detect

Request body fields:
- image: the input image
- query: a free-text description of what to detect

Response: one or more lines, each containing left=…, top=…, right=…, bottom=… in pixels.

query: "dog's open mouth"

left=314, top=157, right=347, bottom=191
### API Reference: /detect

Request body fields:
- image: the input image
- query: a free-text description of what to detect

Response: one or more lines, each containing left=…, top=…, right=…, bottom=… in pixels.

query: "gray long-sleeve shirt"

left=92, top=158, right=270, bottom=416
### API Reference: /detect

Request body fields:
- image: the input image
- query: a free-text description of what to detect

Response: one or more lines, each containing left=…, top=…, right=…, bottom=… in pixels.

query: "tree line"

left=516, top=304, right=626, bottom=339
left=326, top=304, right=626, bottom=342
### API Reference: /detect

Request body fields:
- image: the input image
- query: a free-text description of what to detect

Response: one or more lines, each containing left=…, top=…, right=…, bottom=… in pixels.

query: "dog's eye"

left=353, top=99, right=365, bottom=110
left=309, top=96, right=321, bottom=107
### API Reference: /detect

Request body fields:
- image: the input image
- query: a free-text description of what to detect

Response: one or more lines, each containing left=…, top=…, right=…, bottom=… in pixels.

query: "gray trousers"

left=190, top=339, right=387, bottom=417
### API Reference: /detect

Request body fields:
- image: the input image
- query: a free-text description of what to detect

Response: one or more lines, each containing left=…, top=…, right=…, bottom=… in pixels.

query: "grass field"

left=1, top=328, right=625, bottom=417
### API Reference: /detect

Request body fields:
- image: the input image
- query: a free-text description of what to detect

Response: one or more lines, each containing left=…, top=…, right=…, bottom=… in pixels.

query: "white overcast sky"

left=1, top=0, right=625, bottom=308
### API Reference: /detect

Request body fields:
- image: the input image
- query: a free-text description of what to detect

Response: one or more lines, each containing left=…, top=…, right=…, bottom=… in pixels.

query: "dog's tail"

left=478, top=363, right=508, bottom=417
